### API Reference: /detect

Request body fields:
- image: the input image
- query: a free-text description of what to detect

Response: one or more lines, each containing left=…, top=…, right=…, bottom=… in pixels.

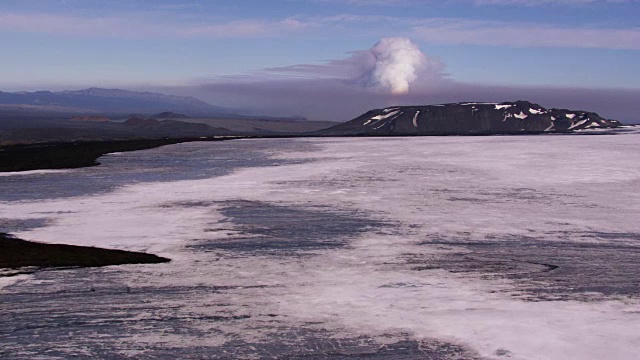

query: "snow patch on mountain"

left=412, top=111, right=420, bottom=128
left=323, top=101, right=623, bottom=135
left=371, top=110, right=401, bottom=121
left=569, top=119, right=589, bottom=130
left=514, top=112, right=528, bottom=119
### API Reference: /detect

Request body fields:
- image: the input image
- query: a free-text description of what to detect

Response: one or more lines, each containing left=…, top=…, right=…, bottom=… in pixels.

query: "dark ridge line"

left=0, top=233, right=170, bottom=274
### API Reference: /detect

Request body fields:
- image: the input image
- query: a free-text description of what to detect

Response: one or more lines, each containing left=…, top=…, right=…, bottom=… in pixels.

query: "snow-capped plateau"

left=319, top=100, right=623, bottom=135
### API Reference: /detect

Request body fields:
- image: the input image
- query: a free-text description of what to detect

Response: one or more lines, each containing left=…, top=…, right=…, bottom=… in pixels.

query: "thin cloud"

left=295, top=14, right=640, bottom=51
left=414, top=19, right=640, bottom=49
left=473, top=0, right=637, bottom=5
left=0, top=12, right=306, bottom=39
left=2, top=11, right=639, bottom=50
left=318, top=0, right=638, bottom=5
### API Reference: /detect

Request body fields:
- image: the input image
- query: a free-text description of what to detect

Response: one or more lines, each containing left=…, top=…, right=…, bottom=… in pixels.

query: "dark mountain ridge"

left=153, top=111, right=189, bottom=119
left=319, top=101, right=623, bottom=136
left=0, top=88, right=238, bottom=117
left=123, top=116, right=231, bottom=136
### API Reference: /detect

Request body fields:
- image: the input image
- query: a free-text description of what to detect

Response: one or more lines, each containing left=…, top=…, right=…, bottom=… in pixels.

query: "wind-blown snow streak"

left=569, top=119, right=588, bottom=129
left=364, top=110, right=402, bottom=126
left=370, top=110, right=400, bottom=121
left=412, top=111, right=420, bottom=127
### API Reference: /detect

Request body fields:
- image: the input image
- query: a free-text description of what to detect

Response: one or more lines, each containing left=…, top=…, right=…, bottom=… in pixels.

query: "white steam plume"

left=369, top=37, right=427, bottom=95
left=242, top=37, right=439, bottom=96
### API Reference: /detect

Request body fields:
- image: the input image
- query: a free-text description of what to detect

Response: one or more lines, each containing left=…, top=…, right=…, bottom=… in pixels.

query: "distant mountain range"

left=0, top=88, right=239, bottom=117
left=0, top=96, right=629, bottom=144
left=319, top=101, right=624, bottom=136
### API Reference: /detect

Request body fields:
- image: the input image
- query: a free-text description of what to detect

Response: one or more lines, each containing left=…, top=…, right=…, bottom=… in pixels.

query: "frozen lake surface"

left=1, top=134, right=639, bottom=359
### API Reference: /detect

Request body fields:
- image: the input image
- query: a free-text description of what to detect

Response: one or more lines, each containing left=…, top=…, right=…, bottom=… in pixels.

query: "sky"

left=1, top=0, right=639, bottom=121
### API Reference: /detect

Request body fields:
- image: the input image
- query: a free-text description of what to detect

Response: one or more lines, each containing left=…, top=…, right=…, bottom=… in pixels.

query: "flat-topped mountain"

left=318, top=101, right=623, bottom=136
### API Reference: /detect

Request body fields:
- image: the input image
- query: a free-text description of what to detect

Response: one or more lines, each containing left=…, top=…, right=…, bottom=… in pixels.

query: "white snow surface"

left=0, top=274, right=30, bottom=290
left=2, top=136, right=640, bottom=359
left=495, top=104, right=513, bottom=110
left=529, top=108, right=544, bottom=114
left=566, top=113, right=576, bottom=119
left=0, top=169, right=71, bottom=177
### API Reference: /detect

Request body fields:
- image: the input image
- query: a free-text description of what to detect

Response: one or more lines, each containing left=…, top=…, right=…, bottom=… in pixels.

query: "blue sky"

left=1, top=0, right=639, bottom=120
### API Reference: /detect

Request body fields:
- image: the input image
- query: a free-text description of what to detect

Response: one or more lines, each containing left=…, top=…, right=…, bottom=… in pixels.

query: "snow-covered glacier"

left=1, top=133, right=639, bottom=359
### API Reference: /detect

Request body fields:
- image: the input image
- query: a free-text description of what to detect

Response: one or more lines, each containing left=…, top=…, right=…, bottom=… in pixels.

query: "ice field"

left=1, top=133, right=639, bottom=359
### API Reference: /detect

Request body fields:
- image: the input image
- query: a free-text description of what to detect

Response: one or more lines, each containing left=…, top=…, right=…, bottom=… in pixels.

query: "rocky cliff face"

left=319, top=101, right=623, bottom=135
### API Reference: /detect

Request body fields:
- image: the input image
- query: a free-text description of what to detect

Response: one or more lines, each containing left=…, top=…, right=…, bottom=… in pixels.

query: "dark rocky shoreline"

left=0, top=137, right=229, bottom=172
left=1, top=129, right=630, bottom=173
left=0, top=233, right=169, bottom=271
